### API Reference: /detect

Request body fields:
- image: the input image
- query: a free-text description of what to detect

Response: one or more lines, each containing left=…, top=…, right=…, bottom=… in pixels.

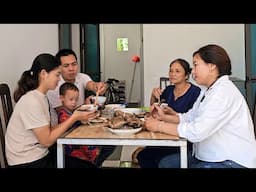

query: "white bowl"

left=160, top=103, right=168, bottom=109
left=78, top=104, right=98, bottom=111
left=108, top=127, right=142, bottom=135
left=118, top=108, right=142, bottom=115
left=105, top=104, right=126, bottom=110
left=92, top=96, right=106, bottom=105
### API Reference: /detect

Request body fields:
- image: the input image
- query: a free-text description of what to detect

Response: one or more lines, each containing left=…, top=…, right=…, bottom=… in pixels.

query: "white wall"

left=0, top=24, right=58, bottom=104
left=143, top=24, right=245, bottom=106
left=100, top=24, right=142, bottom=104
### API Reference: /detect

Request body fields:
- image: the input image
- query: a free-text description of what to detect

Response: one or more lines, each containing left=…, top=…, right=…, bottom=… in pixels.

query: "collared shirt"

left=47, top=73, right=92, bottom=108
left=177, top=75, right=256, bottom=168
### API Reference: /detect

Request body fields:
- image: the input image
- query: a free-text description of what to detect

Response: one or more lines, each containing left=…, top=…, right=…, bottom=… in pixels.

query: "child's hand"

left=73, top=109, right=98, bottom=121
left=84, top=95, right=94, bottom=104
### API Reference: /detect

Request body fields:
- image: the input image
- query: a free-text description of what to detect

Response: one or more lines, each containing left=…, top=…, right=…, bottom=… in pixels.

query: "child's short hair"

left=59, top=82, right=79, bottom=96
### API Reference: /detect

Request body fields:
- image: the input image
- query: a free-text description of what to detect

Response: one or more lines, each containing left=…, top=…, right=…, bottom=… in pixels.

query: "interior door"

left=80, top=24, right=100, bottom=82
left=59, top=24, right=72, bottom=49
left=245, top=24, right=256, bottom=136
left=245, top=24, right=256, bottom=114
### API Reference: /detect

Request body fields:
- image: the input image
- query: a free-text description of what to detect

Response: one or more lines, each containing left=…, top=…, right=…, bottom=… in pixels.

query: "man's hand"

left=96, top=82, right=107, bottom=95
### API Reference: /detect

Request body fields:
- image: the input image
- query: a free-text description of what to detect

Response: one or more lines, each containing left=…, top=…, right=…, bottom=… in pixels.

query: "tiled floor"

left=102, top=146, right=141, bottom=168
left=102, top=160, right=140, bottom=168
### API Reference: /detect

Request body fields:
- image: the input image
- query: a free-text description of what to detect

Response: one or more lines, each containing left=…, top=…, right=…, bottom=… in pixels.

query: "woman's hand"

left=150, top=103, right=157, bottom=117
left=150, top=104, right=178, bottom=123
left=151, top=87, right=162, bottom=102
left=162, top=105, right=177, bottom=116
left=150, top=103, right=163, bottom=119
left=144, top=117, right=161, bottom=132
left=152, top=104, right=167, bottom=121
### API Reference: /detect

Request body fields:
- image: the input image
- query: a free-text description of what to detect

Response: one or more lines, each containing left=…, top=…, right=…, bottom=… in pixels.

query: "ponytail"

left=13, top=70, right=38, bottom=102
left=14, top=53, right=59, bottom=102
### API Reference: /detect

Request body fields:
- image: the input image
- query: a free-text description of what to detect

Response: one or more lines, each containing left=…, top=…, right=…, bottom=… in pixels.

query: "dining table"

left=57, top=122, right=188, bottom=168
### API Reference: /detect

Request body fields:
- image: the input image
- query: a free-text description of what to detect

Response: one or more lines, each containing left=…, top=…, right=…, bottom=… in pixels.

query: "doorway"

left=67, top=24, right=143, bottom=105
left=80, top=24, right=101, bottom=82
left=99, top=24, right=143, bottom=106
left=58, top=24, right=72, bottom=49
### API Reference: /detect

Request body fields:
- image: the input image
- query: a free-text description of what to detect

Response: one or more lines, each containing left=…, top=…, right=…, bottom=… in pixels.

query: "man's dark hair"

left=56, top=49, right=77, bottom=64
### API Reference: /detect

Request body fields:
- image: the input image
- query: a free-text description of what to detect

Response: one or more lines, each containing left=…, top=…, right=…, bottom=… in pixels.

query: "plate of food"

left=107, top=126, right=142, bottom=136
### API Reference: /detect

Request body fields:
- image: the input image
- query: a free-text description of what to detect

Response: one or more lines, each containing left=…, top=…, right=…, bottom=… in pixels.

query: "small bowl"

left=118, top=108, right=142, bottom=115
left=78, top=104, right=98, bottom=111
left=92, top=96, right=106, bottom=105
left=160, top=103, right=168, bottom=109
left=105, top=104, right=126, bottom=110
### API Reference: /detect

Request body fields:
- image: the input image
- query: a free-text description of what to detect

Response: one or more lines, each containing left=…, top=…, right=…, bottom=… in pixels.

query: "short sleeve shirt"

left=5, top=90, right=50, bottom=165
left=47, top=73, right=92, bottom=108
left=160, top=83, right=201, bottom=113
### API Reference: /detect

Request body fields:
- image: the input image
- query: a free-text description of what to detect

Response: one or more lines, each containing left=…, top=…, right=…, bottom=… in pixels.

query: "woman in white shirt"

left=145, top=44, right=256, bottom=168
left=5, top=53, right=97, bottom=168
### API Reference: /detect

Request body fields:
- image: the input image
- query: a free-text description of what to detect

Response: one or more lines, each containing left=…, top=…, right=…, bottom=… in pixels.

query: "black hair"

left=55, top=49, right=77, bottom=64
left=169, top=58, right=191, bottom=79
left=14, top=53, right=60, bottom=102
left=59, top=82, right=79, bottom=96
left=193, top=44, right=232, bottom=77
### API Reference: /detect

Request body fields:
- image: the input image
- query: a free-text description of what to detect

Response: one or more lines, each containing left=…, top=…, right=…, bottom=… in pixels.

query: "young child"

left=58, top=82, right=100, bottom=165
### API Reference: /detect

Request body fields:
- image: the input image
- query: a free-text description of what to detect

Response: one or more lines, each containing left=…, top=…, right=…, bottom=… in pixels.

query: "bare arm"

left=150, top=87, right=162, bottom=105
left=151, top=104, right=180, bottom=124
left=144, top=117, right=179, bottom=136
left=86, top=81, right=97, bottom=92
left=32, top=110, right=97, bottom=147
left=86, top=81, right=107, bottom=95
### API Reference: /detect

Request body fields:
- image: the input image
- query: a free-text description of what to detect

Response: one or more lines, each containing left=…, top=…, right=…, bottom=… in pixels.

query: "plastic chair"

left=0, top=83, right=13, bottom=168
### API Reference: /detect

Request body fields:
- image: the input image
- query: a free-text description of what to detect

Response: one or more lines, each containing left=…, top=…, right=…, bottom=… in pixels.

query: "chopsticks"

left=158, top=98, right=166, bottom=106
left=94, top=90, right=100, bottom=106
